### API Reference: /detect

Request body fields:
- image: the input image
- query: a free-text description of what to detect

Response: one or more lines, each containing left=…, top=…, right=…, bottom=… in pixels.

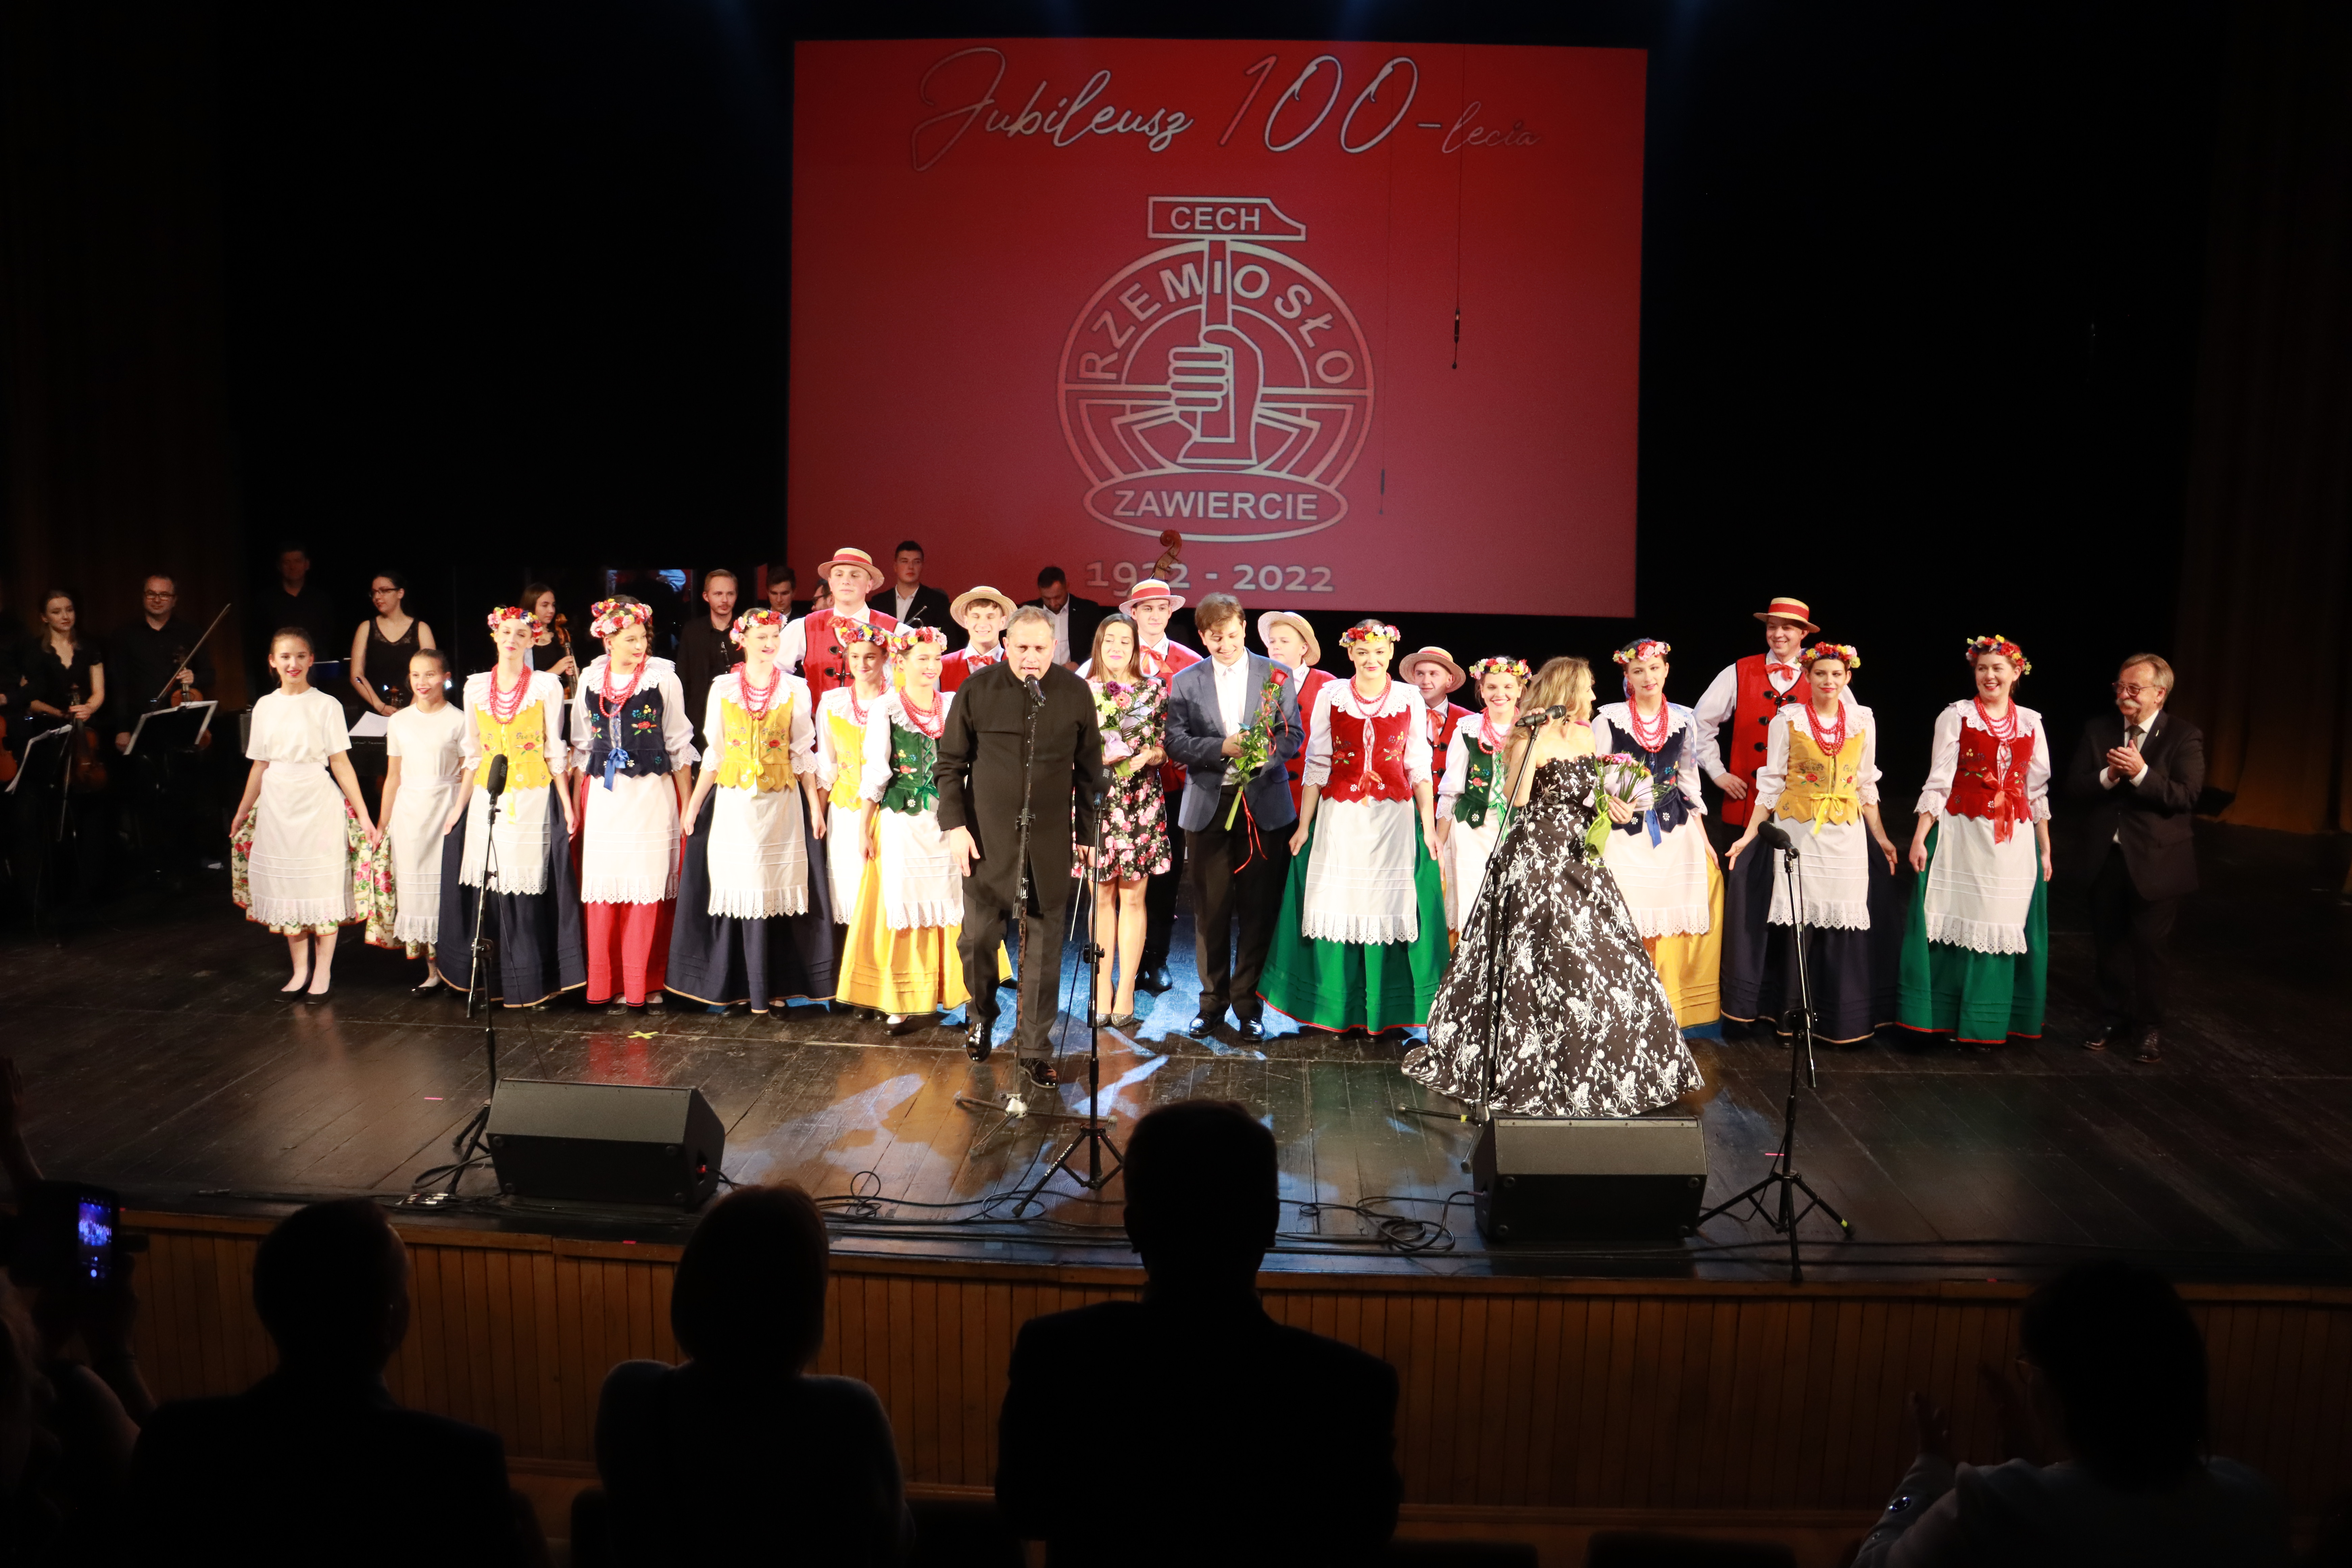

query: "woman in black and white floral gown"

left=1403, top=657, right=1703, bottom=1118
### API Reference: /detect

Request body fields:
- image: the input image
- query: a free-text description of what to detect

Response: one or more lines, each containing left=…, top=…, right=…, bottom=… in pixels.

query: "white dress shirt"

left=1210, top=653, right=1250, bottom=780
left=1047, top=602, right=1072, bottom=665
left=892, top=587, right=918, bottom=622
left=2099, top=711, right=2158, bottom=791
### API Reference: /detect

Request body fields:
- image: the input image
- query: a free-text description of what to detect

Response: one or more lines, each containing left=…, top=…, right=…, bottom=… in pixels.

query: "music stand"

left=125, top=702, right=216, bottom=756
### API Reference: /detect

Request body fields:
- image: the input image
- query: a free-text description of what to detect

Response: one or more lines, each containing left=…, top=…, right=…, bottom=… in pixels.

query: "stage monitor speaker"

left=1470, top=1117, right=1706, bottom=1244
left=485, top=1080, right=724, bottom=1209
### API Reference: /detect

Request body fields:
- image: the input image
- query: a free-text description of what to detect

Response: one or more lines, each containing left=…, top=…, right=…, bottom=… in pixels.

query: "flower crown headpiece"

left=728, top=607, right=785, bottom=646
left=485, top=605, right=534, bottom=633
left=1613, top=637, right=1672, bottom=667
left=1469, top=656, right=1533, bottom=686
left=1339, top=622, right=1400, bottom=647
left=839, top=619, right=893, bottom=649
left=1802, top=641, right=1861, bottom=670
left=588, top=598, right=651, bottom=640
left=890, top=626, right=949, bottom=655
left=1963, top=634, right=2031, bottom=676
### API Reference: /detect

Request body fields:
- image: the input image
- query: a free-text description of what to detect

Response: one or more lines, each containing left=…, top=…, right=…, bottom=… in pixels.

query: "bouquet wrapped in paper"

left=1584, top=752, right=1658, bottom=862
left=1091, top=679, right=1162, bottom=779
left=1223, top=665, right=1293, bottom=826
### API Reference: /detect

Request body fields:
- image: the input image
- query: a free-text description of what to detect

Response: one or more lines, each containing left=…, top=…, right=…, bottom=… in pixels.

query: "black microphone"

left=483, top=753, right=510, bottom=804
left=1755, top=820, right=1793, bottom=852
left=1024, top=676, right=1046, bottom=707
left=1514, top=704, right=1568, bottom=729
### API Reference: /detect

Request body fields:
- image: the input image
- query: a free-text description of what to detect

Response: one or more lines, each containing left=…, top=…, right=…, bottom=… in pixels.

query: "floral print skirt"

left=1083, top=764, right=1171, bottom=883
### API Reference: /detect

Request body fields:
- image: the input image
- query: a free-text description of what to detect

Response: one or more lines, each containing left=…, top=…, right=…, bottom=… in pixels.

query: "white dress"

left=1752, top=702, right=1883, bottom=930
left=1299, top=679, right=1433, bottom=945
left=1436, top=720, right=1509, bottom=935
left=815, top=684, right=882, bottom=921
left=245, top=688, right=353, bottom=930
left=858, top=690, right=960, bottom=930
left=1914, top=700, right=2052, bottom=954
left=702, top=669, right=818, bottom=918
left=1590, top=702, right=1714, bottom=939
left=384, top=701, right=469, bottom=946
left=569, top=655, right=696, bottom=904
left=458, top=669, right=565, bottom=896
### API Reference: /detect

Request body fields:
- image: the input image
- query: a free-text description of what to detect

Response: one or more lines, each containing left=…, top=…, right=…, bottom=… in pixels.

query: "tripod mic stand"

left=1015, top=789, right=1123, bottom=1210
left=1696, top=819, right=1850, bottom=1281
left=409, top=754, right=509, bottom=1205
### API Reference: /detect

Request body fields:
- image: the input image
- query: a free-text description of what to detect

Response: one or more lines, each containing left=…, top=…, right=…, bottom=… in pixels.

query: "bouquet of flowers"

left=1225, top=666, right=1293, bottom=827
left=1584, top=753, right=1658, bottom=862
left=1091, top=679, right=1164, bottom=779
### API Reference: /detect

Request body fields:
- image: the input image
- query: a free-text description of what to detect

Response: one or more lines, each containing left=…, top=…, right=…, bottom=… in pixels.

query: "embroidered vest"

left=1322, top=702, right=1415, bottom=804
left=472, top=694, right=551, bottom=793
left=800, top=608, right=896, bottom=703
left=1611, top=720, right=1695, bottom=838
left=714, top=688, right=796, bottom=793
left=585, top=680, right=670, bottom=788
left=879, top=719, right=938, bottom=816
left=1947, top=723, right=2032, bottom=843
left=1719, top=655, right=1805, bottom=826
left=1453, top=734, right=1502, bottom=829
left=1775, top=724, right=1866, bottom=831
left=825, top=703, right=869, bottom=809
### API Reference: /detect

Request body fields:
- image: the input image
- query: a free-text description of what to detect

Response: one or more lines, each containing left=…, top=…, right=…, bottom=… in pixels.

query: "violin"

left=552, top=612, right=578, bottom=701
left=66, top=683, right=109, bottom=794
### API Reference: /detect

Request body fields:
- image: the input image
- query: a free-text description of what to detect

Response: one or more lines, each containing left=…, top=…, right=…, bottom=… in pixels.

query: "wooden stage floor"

left=5, top=823, right=2346, bottom=1284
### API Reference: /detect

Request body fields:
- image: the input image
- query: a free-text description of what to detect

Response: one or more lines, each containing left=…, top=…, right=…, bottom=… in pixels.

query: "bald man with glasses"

left=2064, top=654, right=2205, bottom=1064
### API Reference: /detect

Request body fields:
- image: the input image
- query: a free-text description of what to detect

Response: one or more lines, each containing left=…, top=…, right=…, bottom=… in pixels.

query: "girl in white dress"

left=1435, top=657, right=1528, bottom=941
left=1590, top=638, right=1724, bottom=1033
left=231, top=628, right=381, bottom=998
left=813, top=622, right=893, bottom=924
left=569, top=599, right=696, bottom=1009
left=376, top=648, right=468, bottom=988
left=431, top=606, right=582, bottom=1005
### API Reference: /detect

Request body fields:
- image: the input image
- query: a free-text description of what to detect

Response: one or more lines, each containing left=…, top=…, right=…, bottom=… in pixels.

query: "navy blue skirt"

left=428, top=785, right=587, bottom=1006
left=1718, top=837, right=1904, bottom=1045
left=664, top=790, right=839, bottom=1011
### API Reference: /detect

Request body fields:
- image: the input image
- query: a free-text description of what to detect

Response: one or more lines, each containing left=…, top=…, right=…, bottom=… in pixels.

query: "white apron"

left=1600, top=819, right=1714, bottom=939
left=708, top=787, right=810, bottom=918
left=1302, top=796, right=1420, bottom=945
left=1441, top=816, right=1502, bottom=935
left=459, top=783, right=552, bottom=896
left=1921, top=815, right=2037, bottom=954
left=872, top=808, right=959, bottom=931
left=580, top=773, right=680, bottom=904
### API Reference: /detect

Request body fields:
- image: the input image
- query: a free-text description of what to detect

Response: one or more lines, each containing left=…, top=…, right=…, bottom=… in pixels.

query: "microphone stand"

left=1016, top=788, right=1123, bottom=1209
left=410, top=753, right=508, bottom=1205
left=1696, top=819, right=1850, bottom=1281
left=1398, top=707, right=1554, bottom=1125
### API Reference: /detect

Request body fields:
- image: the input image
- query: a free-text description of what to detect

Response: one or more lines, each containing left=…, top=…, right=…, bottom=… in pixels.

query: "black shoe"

left=410, top=977, right=443, bottom=994
left=1236, top=1017, right=1265, bottom=1043
left=303, top=985, right=332, bottom=1002
left=2132, top=1030, right=2162, bottom=1064
left=2084, top=1024, right=2121, bottom=1053
left=1135, top=965, right=1174, bottom=995
left=965, top=1018, right=995, bottom=1062
left=1023, top=1057, right=1062, bottom=1088
left=1184, top=1014, right=1217, bottom=1039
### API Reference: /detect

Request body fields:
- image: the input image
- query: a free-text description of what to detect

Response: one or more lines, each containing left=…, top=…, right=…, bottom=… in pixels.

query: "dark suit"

left=2065, top=706, right=2204, bottom=1032
left=1165, top=654, right=1304, bottom=1023
left=997, top=1295, right=1399, bottom=1566
left=868, top=583, right=957, bottom=647
left=131, top=1369, right=526, bottom=1568
left=936, top=661, right=1105, bottom=1059
left=1022, top=592, right=1105, bottom=665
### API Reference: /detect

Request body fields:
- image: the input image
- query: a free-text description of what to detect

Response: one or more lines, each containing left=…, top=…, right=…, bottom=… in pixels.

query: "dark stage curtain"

left=0, top=0, right=248, bottom=707
left=2173, top=0, right=2352, bottom=834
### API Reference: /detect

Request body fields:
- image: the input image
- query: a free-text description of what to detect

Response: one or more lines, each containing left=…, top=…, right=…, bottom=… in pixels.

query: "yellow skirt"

left=1640, top=856, right=1724, bottom=1030
left=835, top=857, right=972, bottom=1014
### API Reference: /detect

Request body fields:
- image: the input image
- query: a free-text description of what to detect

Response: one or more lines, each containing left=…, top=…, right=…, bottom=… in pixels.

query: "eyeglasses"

left=2111, top=682, right=2160, bottom=697
left=144, top=589, right=176, bottom=599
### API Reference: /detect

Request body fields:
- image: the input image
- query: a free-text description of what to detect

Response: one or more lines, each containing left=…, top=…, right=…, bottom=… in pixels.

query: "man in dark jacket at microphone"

left=937, top=606, right=1106, bottom=1086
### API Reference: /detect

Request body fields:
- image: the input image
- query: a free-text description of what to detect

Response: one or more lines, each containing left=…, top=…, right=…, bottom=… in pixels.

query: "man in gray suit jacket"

left=1163, top=594, right=1304, bottom=1042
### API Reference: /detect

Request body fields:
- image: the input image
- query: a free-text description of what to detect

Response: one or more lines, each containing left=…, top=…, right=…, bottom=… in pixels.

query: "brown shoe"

left=2132, top=1031, right=2162, bottom=1064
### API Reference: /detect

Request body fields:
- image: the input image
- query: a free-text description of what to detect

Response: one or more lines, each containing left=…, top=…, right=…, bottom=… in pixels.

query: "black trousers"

left=1139, top=775, right=1185, bottom=971
left=2089, top=841, right=2177, bottom=1031
left=1187, top=785, right=1292, bottom=1023
left=960, top=875, right=1069, bottom=1061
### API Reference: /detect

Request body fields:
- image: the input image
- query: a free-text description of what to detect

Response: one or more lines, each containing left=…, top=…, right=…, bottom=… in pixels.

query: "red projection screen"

left=789, top=40, right=1646, bottom=617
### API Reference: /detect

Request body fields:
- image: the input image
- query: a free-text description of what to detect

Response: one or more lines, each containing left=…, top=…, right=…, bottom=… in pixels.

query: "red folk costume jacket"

left=1718, top=654, right=1806, bottom=827
left=798, top=607, right=897, bottom=704
left=1323, top=704, right=1417, bottom=804
left=1947, top=723, right=2035, bottom=843
left=1424, top=701, right=1474, bottom=754
left=1283, top=667, right=1334, bottom=814
left=1137, top=638, right=1201, bottom=793
left=938, top=643, right=1003, bottom=693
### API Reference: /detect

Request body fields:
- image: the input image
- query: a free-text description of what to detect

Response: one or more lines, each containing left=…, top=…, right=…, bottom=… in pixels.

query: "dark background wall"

left=6, top=0, right=2341, bottom=826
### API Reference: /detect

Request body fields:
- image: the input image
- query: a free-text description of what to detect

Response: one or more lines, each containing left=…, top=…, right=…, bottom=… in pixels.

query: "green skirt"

left=1258, top=816, right=1451, bottom=1032
left=1896, top=823, right=2049, bottom=1043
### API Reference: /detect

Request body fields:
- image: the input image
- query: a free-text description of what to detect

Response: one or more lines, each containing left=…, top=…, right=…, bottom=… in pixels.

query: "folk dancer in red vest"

left=1258, top=611, right=1330, bottom=817
left=939, top=586, right=1013, bottom=692
left=1693, top=596, right=1819, bottom=853
left=1591, top=638, right=1724, bottom=1033
left=779, top=546, right=896, bottom=704
left=1722, top=643, right=1903, bottom=1044
left=1260, top=621, right=1449, bottom=1036
left=1084, top=578, right=1200, bottom=996
left=1403, top=646, right=1476, bottom=932
left=1897, top=635, right=2053, bottom=1046
left=1434, top=657, right=1528, bottom=943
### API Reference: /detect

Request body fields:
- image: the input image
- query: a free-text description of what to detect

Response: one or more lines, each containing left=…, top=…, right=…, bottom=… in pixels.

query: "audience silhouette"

left=996, top=1098, right=1400, bottom=1566
left=128, top=1199, right=541, bottom=1567
left=583, top=1182, right=912, bottom=1567
left=1854, top=1260, right=2287, bottom=1566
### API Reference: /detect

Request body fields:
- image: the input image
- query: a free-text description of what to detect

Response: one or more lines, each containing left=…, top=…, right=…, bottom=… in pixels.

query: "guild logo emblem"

left=1059, top=197, right=1373, bottom=543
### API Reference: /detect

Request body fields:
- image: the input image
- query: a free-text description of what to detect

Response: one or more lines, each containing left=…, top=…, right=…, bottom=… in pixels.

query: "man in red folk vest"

left=1400, top=647, right=1474, bottom=755
left=781, top=547, right=896, bottom=704
left=1692, top=595, right=1819, bottom=856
